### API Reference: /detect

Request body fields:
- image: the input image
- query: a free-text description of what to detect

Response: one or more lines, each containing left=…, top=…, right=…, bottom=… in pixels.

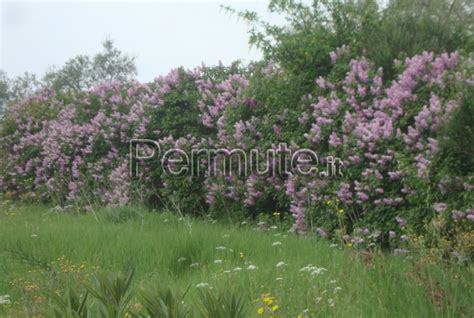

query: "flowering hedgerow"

left=0, top=51, right=473, bottom=254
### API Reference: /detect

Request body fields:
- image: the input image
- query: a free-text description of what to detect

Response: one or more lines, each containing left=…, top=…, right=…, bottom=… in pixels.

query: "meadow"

left=0, top=203, right=472, bottom=317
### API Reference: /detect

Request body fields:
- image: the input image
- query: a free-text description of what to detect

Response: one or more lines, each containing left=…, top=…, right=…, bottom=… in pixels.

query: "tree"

left=0, top=39, right=137, bottom=116
left=225, top=0, right=474, bottom=81
left=0, top=71, right=8, bottom=116
left=43, top=38, right=137, bottom=92
left=0, top=70, right=40, bottom=117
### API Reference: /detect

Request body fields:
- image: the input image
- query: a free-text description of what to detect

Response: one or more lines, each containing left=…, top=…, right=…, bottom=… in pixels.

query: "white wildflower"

left=216, top=246, right=226, bottom=250
left=247, top=265, right=257, bottom=270
left=0, top=295, right=10, bottom=305
left=195, top=283, right=210, bottom=288
left=276, top=261, right=287, bottom=268
left=233, top=267, right=243, bottom=272
left=52, top=206, right=63, bottom=213
left=272, top=241, right=283, bottom=247
left=299, top=264, right=327, bottom=275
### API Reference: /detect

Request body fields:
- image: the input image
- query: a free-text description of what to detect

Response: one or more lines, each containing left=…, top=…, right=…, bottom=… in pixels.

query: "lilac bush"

left=0, top=52, right=473, bottom=254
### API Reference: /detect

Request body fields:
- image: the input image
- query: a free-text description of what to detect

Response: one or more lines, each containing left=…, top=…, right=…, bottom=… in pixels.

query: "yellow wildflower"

left=272, top=305, right=279, bottom=312
left=263, top=297, right=273, bottom=305
left=258, top=307, right=264, bottom=315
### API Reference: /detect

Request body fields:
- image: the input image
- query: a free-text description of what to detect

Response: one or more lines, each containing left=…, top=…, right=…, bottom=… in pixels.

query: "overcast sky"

left=1, top=0, right=282, bottom=82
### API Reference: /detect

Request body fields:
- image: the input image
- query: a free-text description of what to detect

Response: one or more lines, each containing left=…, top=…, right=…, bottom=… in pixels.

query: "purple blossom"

left=273, top=125, right=282, bottom=136
left=329, top=132, right=342, bottom=147
left=451, top=210, right=464, bottom=221
left=357, top=192, right=369, bottom=202
left=351, top=236, right=364, bottom=245
left=298, top=112, right=308, bottom=124
left=395, top=216, right=407, bottom=227
left=316, top=227, right=327, bottom=238
left=433, top=202, right=448, bottom=212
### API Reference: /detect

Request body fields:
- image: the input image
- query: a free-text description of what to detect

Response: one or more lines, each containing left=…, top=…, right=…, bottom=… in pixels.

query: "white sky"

left=0, top=0, right=283, bottom=82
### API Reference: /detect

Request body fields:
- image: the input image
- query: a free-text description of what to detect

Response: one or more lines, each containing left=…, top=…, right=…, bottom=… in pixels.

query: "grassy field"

left=0, top=204, right=472, bottom=317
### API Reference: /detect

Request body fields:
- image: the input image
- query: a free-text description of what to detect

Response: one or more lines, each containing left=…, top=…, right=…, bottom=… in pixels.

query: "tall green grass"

left=0, top=204, right=472, bottom=317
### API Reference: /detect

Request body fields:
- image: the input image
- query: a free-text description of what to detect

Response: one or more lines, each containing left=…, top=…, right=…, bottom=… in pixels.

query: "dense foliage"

left=0, top=0, right=473, bottom=257
left=0, top=39, right=136, bottom=116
